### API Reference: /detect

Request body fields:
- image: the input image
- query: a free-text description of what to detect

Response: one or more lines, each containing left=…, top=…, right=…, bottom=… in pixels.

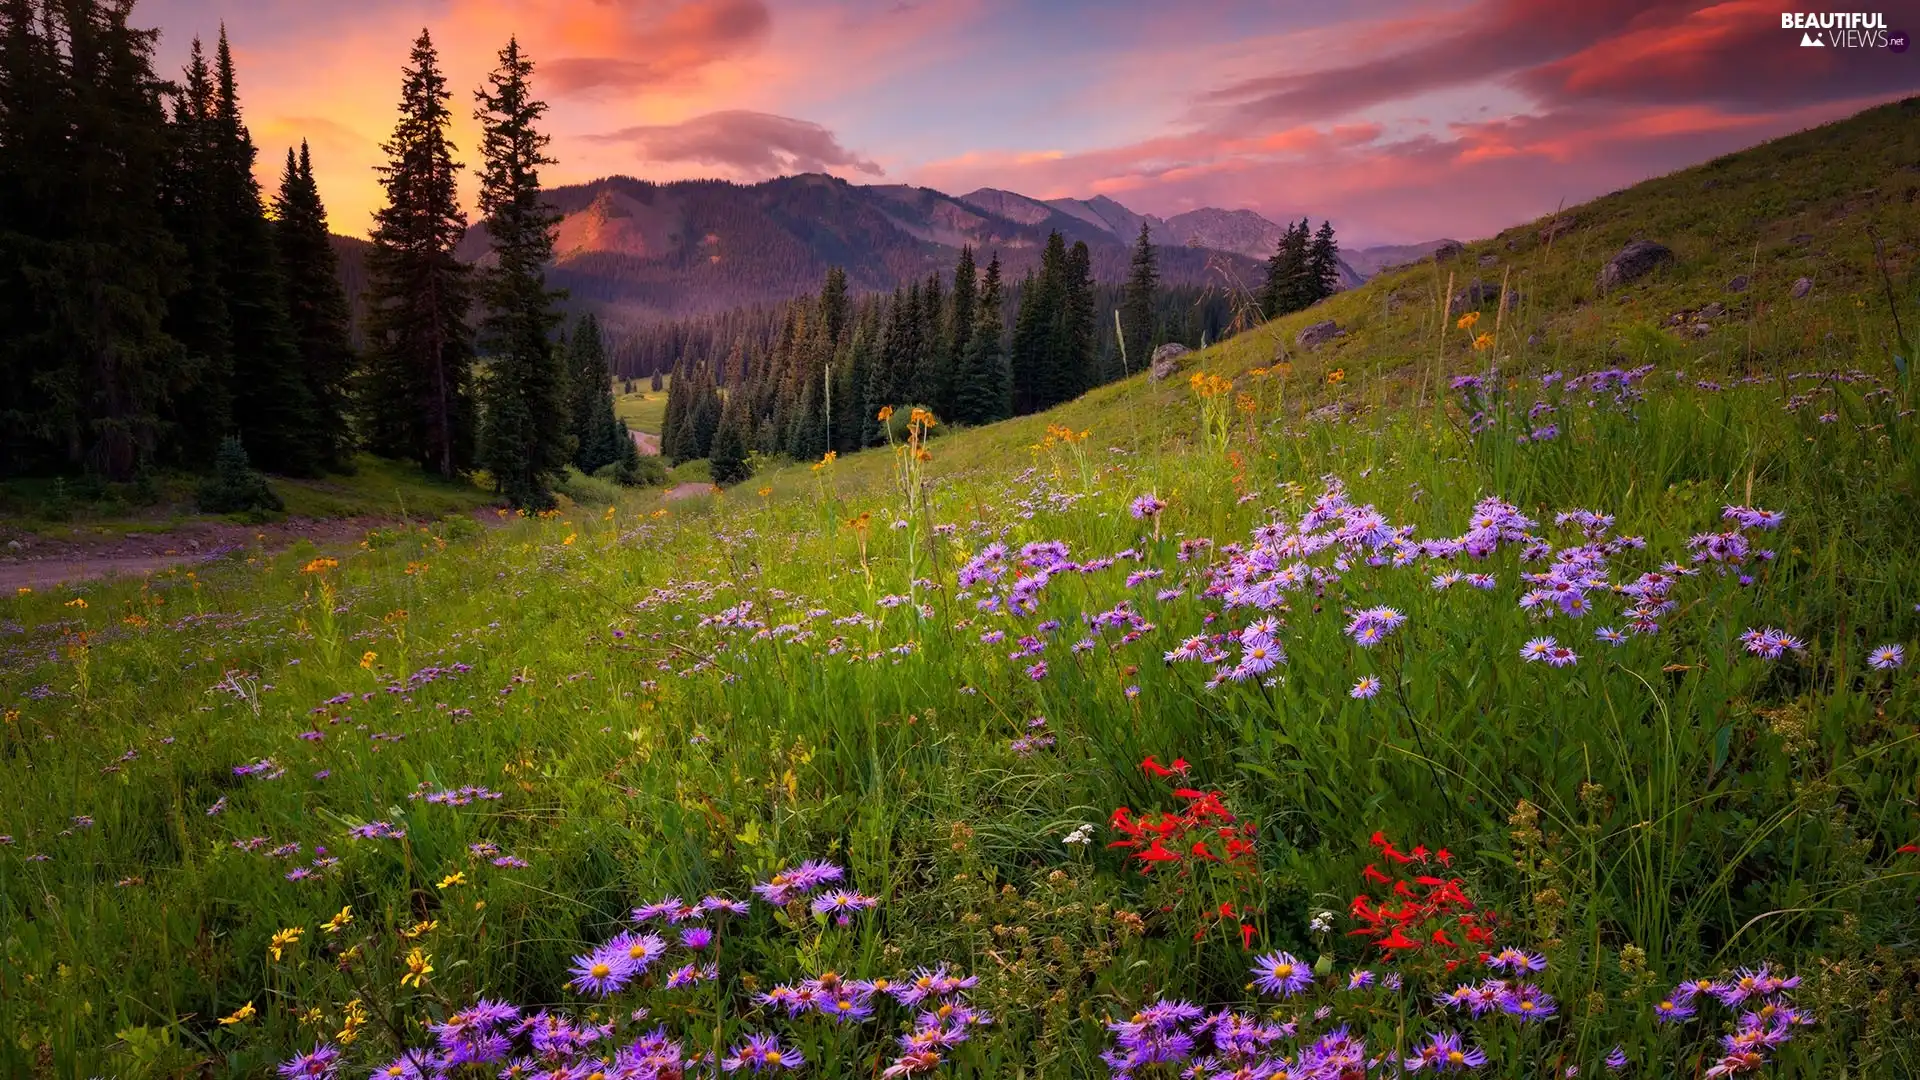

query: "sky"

left=144, top=0, right=1920, bottom=247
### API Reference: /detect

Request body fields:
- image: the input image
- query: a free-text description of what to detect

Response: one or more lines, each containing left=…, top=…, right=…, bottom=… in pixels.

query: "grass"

left=616, top=375, right=672, bottom=436
left=0, top=455, right=494, bottom=537
left=1, top=100, right=1918, bottom=1080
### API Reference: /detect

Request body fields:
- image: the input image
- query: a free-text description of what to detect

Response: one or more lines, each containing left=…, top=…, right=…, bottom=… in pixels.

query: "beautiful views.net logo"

left=1780, top=12, right=1908, bottom=50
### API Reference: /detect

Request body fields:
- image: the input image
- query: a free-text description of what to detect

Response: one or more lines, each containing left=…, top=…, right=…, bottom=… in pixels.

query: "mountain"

left=442, top=174, right=1273, bottom=324
left=1341, top=240, right=1464, bottom=279
left=959, top=191, right=1379, bottom=289
left=336, top=174, right=1444, bottom=327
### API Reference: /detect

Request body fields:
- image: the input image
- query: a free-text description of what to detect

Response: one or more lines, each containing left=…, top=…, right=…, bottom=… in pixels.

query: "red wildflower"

left=1240, top=923, right=1257, bottom=949
left=1360, top=864, right=1391, bottom=885
left=1140, top=756, right=1176, bottom=777
left=1377, top=927, right=1419, bottom=950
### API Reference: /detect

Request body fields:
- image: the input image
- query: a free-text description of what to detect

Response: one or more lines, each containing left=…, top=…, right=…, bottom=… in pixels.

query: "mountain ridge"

left=342, top=174, right=1438, bottom=328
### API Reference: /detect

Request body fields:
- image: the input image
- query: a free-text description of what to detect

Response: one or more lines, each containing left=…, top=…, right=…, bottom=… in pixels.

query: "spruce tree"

left=708, top=395, right=752, bottom=486
left=156, top=37, right=233, bottom=465
left=3, top=0, right=181, bottom=479
left=945, top=245, right=977, bottom=417
left=1261, top=220, right=1316, bottom=319
left=363, top=29, right=474, bottom=479
left=918, top=270, right=944, bottom=409
left=950, top=251, right=1008, bottom=426
left=1048, top=240, right=1096, bottom=409
left=273, top=141, right=357, bottom=468
left=473, top=38, right=566, bottom=509
left=1307, top=219, right=1340, bottom=304
left=649, top=370, right=663, bottom=392
left=566, top=314, right=623, bottom=474
left=1010, top=232, right=1069, bottom=415
left=1120, top=223, right=1158, bottom=370
left=212, top=29, right=318, bottom=476
left=659, top=359, right=689, bottom=462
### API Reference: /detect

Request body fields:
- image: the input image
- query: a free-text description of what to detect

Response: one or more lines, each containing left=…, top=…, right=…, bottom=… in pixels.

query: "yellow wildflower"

left=1457, top=311, right=1480, bottom=330
left=338, top=999, right=368, bottom=1044
left=1472, top=332, right=1495, bottom=351
left=65, top=597, right=87, bottom=609
left=323, top=906, right=353, bottom=934
left=16, top=587, right=30, bottom=595
left=757, top=486, right=772, bottom=497
left=1327, top=369, right=1346, bottom=384
left=562, top=534, right=576, bottom=546
left=218, top=1001, right=257, bottom=1026
left=438, top=871, right=467, bottom=889
left=876, top=405, right=894, bottom=422
left=268, top=926, right=304, bottom=961
left=400, top=919, right=440, bottom=939
left=360, top=651, right=377, bottom=670
left=400, top=947, right=433, bottom=988
left=300, top=557, right=339, bottom=574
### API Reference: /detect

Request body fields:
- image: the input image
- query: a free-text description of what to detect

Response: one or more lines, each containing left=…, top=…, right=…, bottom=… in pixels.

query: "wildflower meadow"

left=4, top=338, right=1918, bottom=1079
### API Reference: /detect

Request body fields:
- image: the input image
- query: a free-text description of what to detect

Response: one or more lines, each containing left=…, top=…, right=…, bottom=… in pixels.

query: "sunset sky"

left=143, top=0, right=1919, bottom=246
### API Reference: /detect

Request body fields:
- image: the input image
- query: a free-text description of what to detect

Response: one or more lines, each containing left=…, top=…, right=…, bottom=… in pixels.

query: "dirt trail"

left=662, top=483, right=720, bottom=501
left=0, top=516, right=398, bottom=591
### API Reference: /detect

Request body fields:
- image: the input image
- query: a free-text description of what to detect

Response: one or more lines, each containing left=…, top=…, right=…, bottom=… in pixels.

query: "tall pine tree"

left=1306, top=220, right=1340, bottom=304
left=950, top=251, right=1008, bottom=426
left=0, top=0, right=182, bottom=478
left=156, top=37, right=232, bottom=466
left=212, top=29, right=318, bottom=475
left=363, top=29, right=475, bottom=479
left=472, top=37, right=566, bottom=509
left=566, top=313, right=624, bottom=474
left=273, top=140, right=357, bottom=468
left=1120, top=223, right=1158, bottom=371
left=944, top=244, right=977, bottom=418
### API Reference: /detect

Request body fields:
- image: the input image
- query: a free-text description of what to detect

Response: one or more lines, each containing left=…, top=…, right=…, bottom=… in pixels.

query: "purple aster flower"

left=811, top=889, right=879, bottom=920
left=277, top=1044, right=342, bottom=1079
left=1868, top=644, right=1905, bottom=670
left=568, top=943, right=637, bottom=997
left=1251, top=951, right=1314, bottom=998
left=1130, top=494, right=1166, bottom=520
left=722, top=1032, right=805, bottom=1072
left=1606, top=1045, right=1628, bottom=1071
left=1652, top=997, right=1696, bottom=1024
left=701, top=895, right=751, bottom=916
left=368, top=1050, right=435, bottom=1080
left=1498, top=983, right=1557, bottom=1022
left=1350, top=675, right=1381, bottom=699
left=679, top=927, right=714, bottom=950
left=1595, top=626, right=1626, bottom=646
left=1346, top=970, right=1376, bottom=990
left=1672, top=977, right=1722, bottom=1005
left=1485, top=948, right=1547, bottom=974
left=1404, top=1030, right=1488, bottom=1072
left=1025, top=660, right=1048, bottom=680
left=631, top=897, right=686, bottom=923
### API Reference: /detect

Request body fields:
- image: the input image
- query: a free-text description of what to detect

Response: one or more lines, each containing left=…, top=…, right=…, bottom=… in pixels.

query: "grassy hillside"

left=615, top=376, right=672, bottom=436
left=1, top=99, right=1917, bottom=1080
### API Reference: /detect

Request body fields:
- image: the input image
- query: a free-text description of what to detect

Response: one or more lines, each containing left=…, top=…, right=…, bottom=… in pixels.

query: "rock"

left=5, top=539, right=20, bottom=551
left=1727, top=274, right=1750, bottom=293
left=1147, top=343, right=1191, bottom=382
left=1790, top=233, right=1813, bottom=245
left=1431, top=241, right=1464, bottom=263
left=1295, top=320, right=1343, bottom=349
left=1478, top=254, right=1500, bottom=267
left=1538, top=217, right=1577, bottom=244
left=1790, top=276, right=1813, bottom=299
left=1448, top=280, right=1522, bottom=316
left=1688, top=322, right=1713, bottom=338
left=1597, top=240, right=1673, bottom=292
left=1699, top=301, right=1726, bottom=319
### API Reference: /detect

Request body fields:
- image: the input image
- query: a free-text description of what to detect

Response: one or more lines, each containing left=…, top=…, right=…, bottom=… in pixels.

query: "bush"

left=593, top=454, right=667, bottom=489
left=554, top=467, right=624, bottom=507
left=196, top=437, right=283, bottom=516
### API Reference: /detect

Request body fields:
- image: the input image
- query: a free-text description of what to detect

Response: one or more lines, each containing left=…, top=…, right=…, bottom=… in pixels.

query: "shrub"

left=196, top=437, right=283, bottom=516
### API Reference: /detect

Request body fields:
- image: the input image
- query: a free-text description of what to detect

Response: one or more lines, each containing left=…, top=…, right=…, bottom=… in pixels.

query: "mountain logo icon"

left=1800, top=31, right=1825, bottom=45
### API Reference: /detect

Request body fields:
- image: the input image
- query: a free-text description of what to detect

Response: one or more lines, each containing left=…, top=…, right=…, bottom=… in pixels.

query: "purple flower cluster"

left=1102, top=999, right=1377, bottom=1080
left=1652, top=964, right=1811, bottom=1078
left=751, top=860, right=845, bottom=906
